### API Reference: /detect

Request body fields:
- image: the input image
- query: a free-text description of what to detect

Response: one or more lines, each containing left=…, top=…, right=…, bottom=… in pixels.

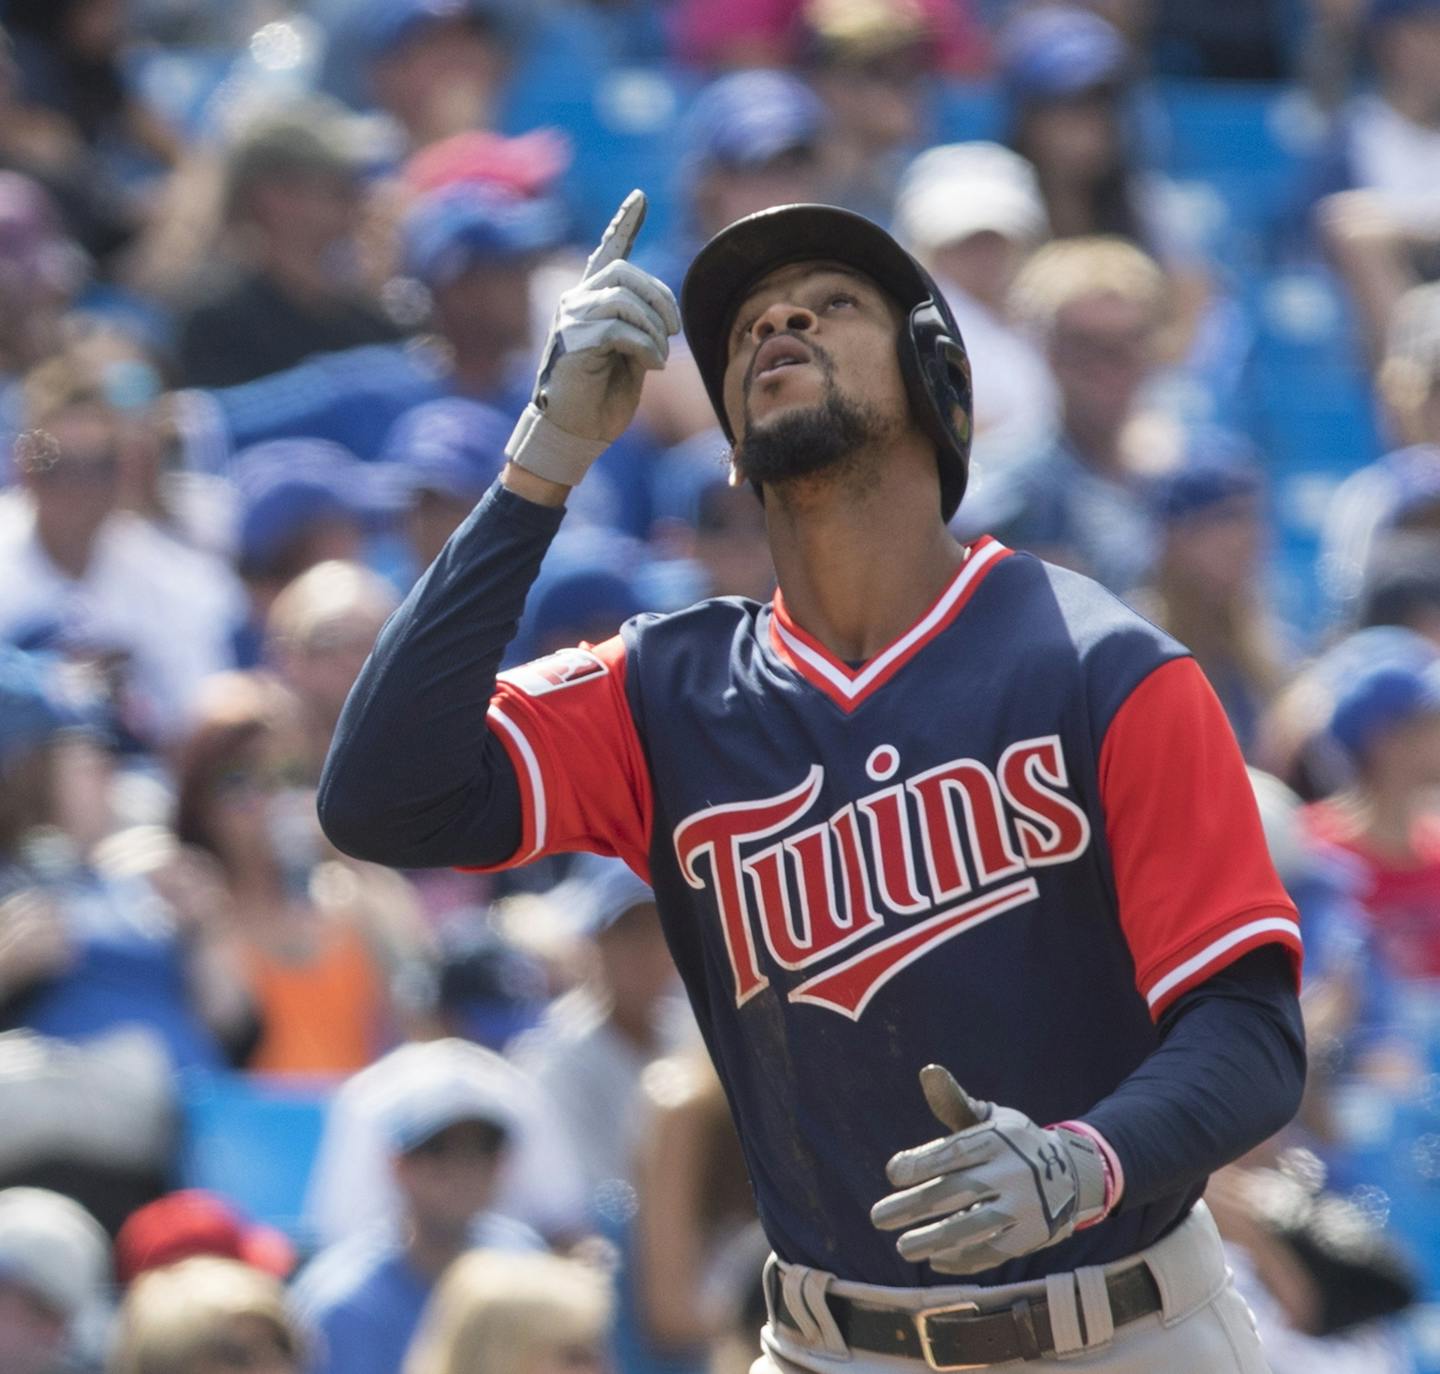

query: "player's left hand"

left=870, top=1065, right=1110, bottom=1276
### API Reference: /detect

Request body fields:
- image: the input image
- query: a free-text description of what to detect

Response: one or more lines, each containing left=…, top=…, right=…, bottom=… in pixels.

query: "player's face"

left=721, top=261, right=908, bottom=442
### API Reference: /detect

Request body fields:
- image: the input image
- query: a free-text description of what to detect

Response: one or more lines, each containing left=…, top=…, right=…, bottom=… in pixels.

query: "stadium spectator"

left=1315, top=0, right=1440, bottom=362
left=798, top=0, right=942, bottom=225
left=997, top=6, right=1216, bottom=367
left=379, top=397, right=510, bottom=574
left=892, top=141, right=1058, bottom=518
left=423, top=919, right=550, bottom=1049
left=0, top=173, right=87, bottom=443
left=1133, top=442, right=1293, bottom=756
left=173, top=101, right=399, bottom=389
left=404, top=1250, right=612, bottom=1374
left=1205, top=1164, right=1416, bottom=1372
left=0, top=646, right=253, bottom=1073
left=1301, top=626, right=1440, bottom=977
left=0, top=0, right=179, bottom=266
left=668, top=0, right=989, bottom=77
left=1320, top=284, right=1440, bottom=617
left=229, top=440, right=398, bottom=668
left=173, top=672, right=404, bottom=1076
left=353, top=0, right=523, bottom=153
left=996, top=235, right=1173, bottom=594
left=292, top=1040, right=542, bottom=1374
left=0, top=1187, right=110, bottom=1374
left=114, top=1190, right=296, bottom=1288
left=301, top=1039, right=589, bottom=1252
left=628, top=1051, right=755, bottom=1358
left=0, top=352, right=243, bottom=745
left=172, top=178, right=569, bottom=470
left=648, top=431, right=775, bottom=603
left=635, top=69, right=830, bottom=448
left=510, top=857, right=683, bottom=1218
left=265, top=560, right=399, bottom=776
left=110, top=1255, right=305, bottom=1374
left=1320, top=443, right=1440, bottom=624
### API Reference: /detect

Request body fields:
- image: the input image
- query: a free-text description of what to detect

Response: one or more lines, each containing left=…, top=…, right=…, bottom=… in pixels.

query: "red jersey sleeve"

left=1099, top=656, right=1301, bottom=1020
left=476, top=635, right=653, bottom=880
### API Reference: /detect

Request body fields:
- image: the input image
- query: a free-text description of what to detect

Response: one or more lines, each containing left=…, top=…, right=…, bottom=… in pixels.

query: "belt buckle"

left=914, top=1300, right=986, bottom=1372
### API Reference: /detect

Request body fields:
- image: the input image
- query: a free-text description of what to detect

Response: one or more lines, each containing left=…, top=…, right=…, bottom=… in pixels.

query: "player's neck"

left=767, top=467, right=964, bottom=665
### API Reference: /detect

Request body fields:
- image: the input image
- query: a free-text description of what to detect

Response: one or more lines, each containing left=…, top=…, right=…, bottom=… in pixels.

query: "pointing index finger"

left=584, top=190, right=647, bottom=279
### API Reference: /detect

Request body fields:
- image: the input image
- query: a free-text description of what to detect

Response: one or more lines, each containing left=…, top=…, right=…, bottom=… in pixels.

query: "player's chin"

left=742, top=384, right=825, bottom=435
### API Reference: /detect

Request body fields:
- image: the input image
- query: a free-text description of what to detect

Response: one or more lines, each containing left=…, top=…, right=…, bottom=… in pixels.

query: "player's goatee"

left=736, top=384, right=895, bottom=490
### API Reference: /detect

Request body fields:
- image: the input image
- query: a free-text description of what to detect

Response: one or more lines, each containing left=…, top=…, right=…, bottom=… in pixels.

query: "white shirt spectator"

left=0, top=493, right=243, bottom=740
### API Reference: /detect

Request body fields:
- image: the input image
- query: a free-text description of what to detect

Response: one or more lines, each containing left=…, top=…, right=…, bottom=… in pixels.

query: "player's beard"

left=735, top=347, right=898, bottom=494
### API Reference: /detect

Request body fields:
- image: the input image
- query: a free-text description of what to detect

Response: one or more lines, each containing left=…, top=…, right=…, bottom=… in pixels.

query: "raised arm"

left=318, top=192, right=680, bottom=869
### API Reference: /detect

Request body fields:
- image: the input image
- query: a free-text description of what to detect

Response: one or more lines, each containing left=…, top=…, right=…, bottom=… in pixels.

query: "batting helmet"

left=680, top=203, right=973, bottom=521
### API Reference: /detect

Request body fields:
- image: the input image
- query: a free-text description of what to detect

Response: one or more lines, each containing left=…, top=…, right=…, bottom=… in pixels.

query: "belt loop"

left=798, top=1268, right=849, bottom=1358
left=1011, top=1295, right=1045, bottom=1361
left=1075, top=1267, right=1115, bottom=1348
left=1043, top=1274, right=1084, bottom=1356
left=781, top=1265, right=824, bottom=1348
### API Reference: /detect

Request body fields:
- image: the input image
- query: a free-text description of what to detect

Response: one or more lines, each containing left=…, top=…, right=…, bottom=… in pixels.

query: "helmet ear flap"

left=900, top=299, right=973, bottom=522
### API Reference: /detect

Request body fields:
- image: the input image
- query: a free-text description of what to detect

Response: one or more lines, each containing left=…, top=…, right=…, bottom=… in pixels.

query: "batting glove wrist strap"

left=505, top=403, right=608, bottom=487
left=871, top=1065, right=1112, bottom=1277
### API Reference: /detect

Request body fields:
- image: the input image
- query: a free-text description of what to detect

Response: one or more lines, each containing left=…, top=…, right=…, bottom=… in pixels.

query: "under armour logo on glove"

left=870, top=1065, right=1112, bottom=1276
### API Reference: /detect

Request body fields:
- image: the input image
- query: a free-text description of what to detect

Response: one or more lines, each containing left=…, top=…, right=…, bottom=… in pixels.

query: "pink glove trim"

left=1055, top=1120, right=1125, bottom=1228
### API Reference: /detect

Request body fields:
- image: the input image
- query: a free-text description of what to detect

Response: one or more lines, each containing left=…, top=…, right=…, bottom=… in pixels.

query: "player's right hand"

left=506, top=190, right=680, bottom=487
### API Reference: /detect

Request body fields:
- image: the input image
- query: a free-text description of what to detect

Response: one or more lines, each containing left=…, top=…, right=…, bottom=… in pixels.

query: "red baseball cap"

left=114, top=1191, right=297, bottom=1287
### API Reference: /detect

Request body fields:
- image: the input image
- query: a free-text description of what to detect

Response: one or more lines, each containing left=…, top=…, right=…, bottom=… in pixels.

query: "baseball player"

left=320, top=193, right=1306, bottom=1371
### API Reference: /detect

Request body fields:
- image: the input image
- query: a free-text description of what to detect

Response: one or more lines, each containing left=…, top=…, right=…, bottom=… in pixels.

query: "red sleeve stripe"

left=486, top=704, right=546, bottom=862
left=1144, top=914, right=1302, bottom=1013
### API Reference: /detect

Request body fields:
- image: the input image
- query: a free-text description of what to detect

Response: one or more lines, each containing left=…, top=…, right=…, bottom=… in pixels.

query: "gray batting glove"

left=506, top=189, right=681, bottom=487
left=870, top=1065, right=1109, bottom=1276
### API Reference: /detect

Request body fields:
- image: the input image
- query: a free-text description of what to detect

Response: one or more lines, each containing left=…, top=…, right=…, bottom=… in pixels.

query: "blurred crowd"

left=4, top=0, right=1440, bottom=1371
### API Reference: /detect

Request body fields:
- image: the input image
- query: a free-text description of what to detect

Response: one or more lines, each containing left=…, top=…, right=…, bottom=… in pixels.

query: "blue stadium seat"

left=177, top=1071, right=334, bottom=1243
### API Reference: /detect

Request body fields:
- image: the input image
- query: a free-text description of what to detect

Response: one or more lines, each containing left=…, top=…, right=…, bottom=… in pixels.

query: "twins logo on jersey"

left=673, top=737, right=1090, bottom=1019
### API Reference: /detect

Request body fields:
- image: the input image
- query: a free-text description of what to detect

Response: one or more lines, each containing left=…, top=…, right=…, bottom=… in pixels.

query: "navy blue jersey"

left=479, top=538, right=1301, bottom=1286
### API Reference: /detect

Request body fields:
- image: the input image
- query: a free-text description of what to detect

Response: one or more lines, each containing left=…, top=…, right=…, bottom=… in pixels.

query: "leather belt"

left=767, top=1262, right=1163, bottom=1369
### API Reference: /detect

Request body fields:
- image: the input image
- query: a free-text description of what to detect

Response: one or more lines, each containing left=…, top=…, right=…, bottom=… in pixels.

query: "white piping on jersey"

left=1145, top=915, right=1301, bottom=1011
left=772, top=538, right=1009, bottom=701
left=487, top=705, right=547, bottom=861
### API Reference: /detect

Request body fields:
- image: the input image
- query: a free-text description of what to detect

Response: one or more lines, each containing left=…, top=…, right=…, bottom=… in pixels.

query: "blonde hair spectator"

left=109, top=1255, right=304, bottom=1374
left=405, top=1251, right=612, bottom=1374
left=265, top=560, right=398, bottom=772
left=266, top=560, right=398, bottom=658
left=1009, top=236, right=1170, bottom=342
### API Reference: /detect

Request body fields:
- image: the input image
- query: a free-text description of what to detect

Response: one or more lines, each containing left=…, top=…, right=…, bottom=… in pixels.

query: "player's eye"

left=824, top=292, right=858, bottom=312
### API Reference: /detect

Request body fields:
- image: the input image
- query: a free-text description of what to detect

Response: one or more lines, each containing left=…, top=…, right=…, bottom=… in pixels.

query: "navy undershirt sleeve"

left=1084, top=944, right=1306, bottom=1208
left=318, top=481, right=565, bottom=869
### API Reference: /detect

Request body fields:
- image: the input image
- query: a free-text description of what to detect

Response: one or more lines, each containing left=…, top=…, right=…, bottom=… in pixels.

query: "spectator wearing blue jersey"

left=0, top=646, right=254, bottom=1074
left=381, top=397, right=511, bottom=573
left=1134, top=442, right=1292, bottom=758
left=174, top=177, right=566, bottom=472
left=998, top=235, right=1173, bottom=595
left=228, top=439, right=399, bottom=669
left=636, top=70, right=831, bottom=450
left=292, top=1040, right=542, bottom=1374
left=649, top=429, right=773, bottom=603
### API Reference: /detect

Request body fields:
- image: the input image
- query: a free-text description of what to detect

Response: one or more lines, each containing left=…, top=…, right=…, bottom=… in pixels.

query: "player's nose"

left=752, top=301, right=817, bottom=341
